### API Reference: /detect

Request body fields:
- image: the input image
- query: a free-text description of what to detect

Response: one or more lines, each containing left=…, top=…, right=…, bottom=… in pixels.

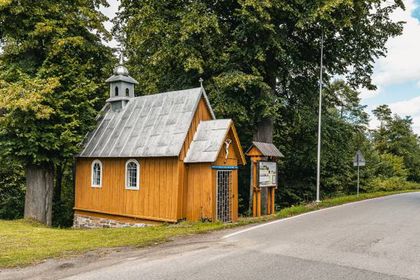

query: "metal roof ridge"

left=132, top=87, right=202, bottom=100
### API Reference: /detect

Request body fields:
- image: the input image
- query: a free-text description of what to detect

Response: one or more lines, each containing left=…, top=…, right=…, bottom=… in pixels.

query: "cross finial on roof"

left=119, top=51, right=124, bottom=65
left=199, top=78, right=204, bottom=88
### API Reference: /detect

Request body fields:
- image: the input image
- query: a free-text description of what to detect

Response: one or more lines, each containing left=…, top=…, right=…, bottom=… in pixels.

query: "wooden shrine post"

left=246, top=142, right=283, bottom=217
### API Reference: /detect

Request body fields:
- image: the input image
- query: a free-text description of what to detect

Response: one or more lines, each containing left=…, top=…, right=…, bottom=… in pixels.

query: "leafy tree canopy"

left=0, top=0, right=113, bottom=166
left=115, top=0, right=406, bottom=205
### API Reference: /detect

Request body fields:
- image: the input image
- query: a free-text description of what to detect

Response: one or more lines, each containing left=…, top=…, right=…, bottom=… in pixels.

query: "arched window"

left=125, top=159, right=139, bottom=190
left=91, top=160, right=102, bottom=188
left=125, top=88, right=130, bottom=96
left=115, top=86, right=119, bottom=96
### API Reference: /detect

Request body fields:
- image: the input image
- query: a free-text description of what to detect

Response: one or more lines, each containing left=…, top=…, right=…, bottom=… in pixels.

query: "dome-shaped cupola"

left=113, top=64, right=130, bottom=76
left=105, top=54, right=139, bottom=112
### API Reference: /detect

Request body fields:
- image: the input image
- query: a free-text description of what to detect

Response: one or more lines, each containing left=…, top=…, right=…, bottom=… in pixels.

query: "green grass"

left=0, top=190, right=417, bottom=268
left=275, top=190, right=418, bottom=219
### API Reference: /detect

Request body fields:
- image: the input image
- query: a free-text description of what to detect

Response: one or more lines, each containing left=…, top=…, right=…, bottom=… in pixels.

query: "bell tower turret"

left=105, top=54, right=139, bottom=112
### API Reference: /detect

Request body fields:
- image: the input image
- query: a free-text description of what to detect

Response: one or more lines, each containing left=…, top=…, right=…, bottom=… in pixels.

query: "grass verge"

left=0, top=190, right=417, bottom=268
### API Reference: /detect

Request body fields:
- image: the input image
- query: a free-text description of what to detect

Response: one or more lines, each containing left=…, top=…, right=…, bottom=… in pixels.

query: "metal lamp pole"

left=357, top=163, right=360, bottom=197
left=316, top=30, right=324, bottom=203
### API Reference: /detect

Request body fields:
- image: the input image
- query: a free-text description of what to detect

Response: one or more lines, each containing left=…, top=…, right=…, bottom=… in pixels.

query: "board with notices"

left=258, top=161, right=277, bottom=187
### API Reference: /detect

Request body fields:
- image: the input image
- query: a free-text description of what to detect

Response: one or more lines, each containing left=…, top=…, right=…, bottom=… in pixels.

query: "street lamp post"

left=316, top=30, right=324, bottom=203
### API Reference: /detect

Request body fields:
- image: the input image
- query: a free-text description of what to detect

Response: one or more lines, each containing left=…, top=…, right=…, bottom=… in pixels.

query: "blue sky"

left=360, top=0, right=420, bottom=134
left=413, top=0, right=420, bottom=19
left=102, top=0, right=420, bottom=135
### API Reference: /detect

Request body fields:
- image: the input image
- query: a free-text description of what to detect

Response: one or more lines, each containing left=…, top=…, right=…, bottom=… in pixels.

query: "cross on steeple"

left=105, top=49, right=139, bottom=112
left=199, top=78, right=204, bottom=88
left=119, top=50, right=124, bottom=65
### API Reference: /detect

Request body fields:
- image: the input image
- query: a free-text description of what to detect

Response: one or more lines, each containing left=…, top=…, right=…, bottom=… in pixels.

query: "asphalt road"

left=4, top=193, right=420, bottom=280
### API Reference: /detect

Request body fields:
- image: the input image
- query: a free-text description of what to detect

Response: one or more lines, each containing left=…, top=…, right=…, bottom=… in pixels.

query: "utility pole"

left=357, top=163, right=360, bottom=197
left=316, top=30, right=324, bottom=203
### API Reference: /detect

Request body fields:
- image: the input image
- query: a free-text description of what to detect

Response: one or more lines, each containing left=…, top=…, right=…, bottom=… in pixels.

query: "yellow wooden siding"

left=185, top=163, right=214, bottom=221
left=179, top=97, right=213, bottom=160
left=177, top=97, right=213, bottom=219
left=75, top=157, right=179, bottom=222
left=246, top=146, right=262, bottom=157
left=215, top=129, right=239, bottom=165
left=74, top=97, right=247, bottom=223
left=185, top=128, right=241, bottom=222
left=214, top=128, right=239, bottom=221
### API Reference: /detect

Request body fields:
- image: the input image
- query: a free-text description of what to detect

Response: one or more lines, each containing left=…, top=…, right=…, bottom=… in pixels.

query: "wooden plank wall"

left=179, top=97, right=213, bottom=161
left=185, top=163, right=214, bottom=221
left=214, top=129, right=239, bottom=222
left=75, top=97, right=243, bottom=223
left=75, top=157, right=179, bottom=222
left=214, top=129, right=239, bottom=166
left=185, top=165, right=239, bottom=222
left=185, top=128, right=240, bottom=222
left=177, top=97, right=213, bottom=219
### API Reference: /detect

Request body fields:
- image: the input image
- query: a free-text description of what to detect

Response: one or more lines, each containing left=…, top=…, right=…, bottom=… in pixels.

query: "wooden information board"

left=258, top=161, right=277, bottom=187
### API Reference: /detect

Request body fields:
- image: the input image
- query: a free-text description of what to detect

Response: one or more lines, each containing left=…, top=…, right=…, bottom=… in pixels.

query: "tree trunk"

left=249, top=86, right=275, bottom=214
left=24, top=164, right=54, bottom=226
left=254, top=75, right=275, bottom=143
left=249, top=117, right=274, bottom=216
left=254, top=117, right=273, bottom=143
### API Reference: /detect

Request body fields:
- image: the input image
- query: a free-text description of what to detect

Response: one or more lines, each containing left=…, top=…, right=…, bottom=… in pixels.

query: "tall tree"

left=372, top=106, right=420, bottom=182
left=115, top=0, right=403, bottom=142
left=0, top=0, right=113, bottom=225
left=276, top=80, right=370, bottom=203
left=115, top=0, right=404, bottom=205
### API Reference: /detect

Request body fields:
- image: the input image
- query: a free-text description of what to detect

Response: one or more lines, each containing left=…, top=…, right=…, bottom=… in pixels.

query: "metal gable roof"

left=184, top=119, right=233, bottom=163
left=105, top=74, right=139, bottom=84
left=246, top=141, right=284, bottom=158
left=78, top=87, right=215, bottom=158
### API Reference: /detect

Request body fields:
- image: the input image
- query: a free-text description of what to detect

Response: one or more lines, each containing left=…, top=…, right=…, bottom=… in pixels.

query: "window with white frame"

left=91, top=160, right=102, bottom=188
left=125, top=159, right=139, bottom=190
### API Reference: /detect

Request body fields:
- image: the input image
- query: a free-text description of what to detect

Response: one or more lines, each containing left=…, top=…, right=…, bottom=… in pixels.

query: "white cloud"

left=368, top=99, right=420, bottom=135
left=359, top=86, right=381, bottom=99
left=100, top=0, right=120, bottom=49
left=363, top=0, right=420, bottom=135
left=378, top=96, right=420, bottom=135
left=412, top=116, right=420, bottom=135
left=368, top=116, right=381, bottom=130
left=389, top=95, right=420, bottom=116
left=368, top=96, right=420, bottom=135
left=365, top=0, right=420, bottom=96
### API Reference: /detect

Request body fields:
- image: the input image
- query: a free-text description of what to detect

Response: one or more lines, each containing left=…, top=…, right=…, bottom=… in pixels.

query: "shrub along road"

left=2, top=192, right=420, bottom=279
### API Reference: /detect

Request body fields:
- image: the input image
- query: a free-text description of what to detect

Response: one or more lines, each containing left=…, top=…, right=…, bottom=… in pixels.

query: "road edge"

left=223, top=191, right=418, bottom=239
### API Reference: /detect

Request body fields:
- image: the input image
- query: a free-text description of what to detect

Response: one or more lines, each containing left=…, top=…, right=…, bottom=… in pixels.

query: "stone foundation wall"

left=73, top=214, right=148, bottom=229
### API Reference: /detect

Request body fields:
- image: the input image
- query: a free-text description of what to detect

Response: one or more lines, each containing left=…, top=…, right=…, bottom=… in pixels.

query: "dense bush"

left=0, top=162, right=25, bottom=220
left=369, top=177, right=420, bottom=192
